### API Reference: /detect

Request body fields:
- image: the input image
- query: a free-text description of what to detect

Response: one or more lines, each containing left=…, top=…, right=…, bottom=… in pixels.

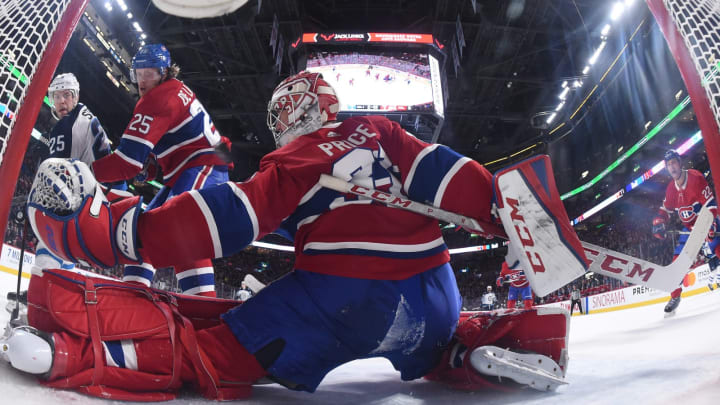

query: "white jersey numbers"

left=128, top=114, right=153, bottom=135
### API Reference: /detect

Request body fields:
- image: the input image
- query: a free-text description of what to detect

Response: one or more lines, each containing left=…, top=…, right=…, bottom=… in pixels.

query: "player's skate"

left=469, top=346, right=566, bottom=391
left=0, top=325, right=53, bottom=375
left=5, top=291, right=28, bottom=327
left=664, top=296, right=681, bottom=317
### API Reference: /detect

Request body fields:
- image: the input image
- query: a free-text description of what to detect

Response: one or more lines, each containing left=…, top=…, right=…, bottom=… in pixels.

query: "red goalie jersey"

left=144, top=115, right=495, bottom=280
left=658, top=169, right=716, bottom=229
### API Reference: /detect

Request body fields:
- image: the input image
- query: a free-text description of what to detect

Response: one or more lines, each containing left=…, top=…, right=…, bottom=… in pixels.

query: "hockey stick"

left=318, top=174, right=712, bottom=292
left=10, top=213, right=28, bottom=325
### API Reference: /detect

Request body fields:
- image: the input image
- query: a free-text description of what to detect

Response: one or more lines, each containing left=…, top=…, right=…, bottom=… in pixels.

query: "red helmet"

left=267, top=71, right=340, bottom=147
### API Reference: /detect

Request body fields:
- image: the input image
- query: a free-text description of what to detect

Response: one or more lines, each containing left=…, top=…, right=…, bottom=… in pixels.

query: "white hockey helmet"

left=48, top=73, right=80, bottom=118
left=267, top=71, right=340, bottom=148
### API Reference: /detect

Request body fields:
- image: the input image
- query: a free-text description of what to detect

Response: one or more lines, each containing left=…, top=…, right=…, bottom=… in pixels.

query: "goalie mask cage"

left=646, top=0, right=720, bottom=195
left=0, top=0, right=88, bottom=238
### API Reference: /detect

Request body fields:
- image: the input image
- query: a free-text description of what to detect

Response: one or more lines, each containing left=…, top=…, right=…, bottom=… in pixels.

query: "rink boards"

left=539, top=264, right=716, bottom=315
left=1, top=242, right=716, bottom=315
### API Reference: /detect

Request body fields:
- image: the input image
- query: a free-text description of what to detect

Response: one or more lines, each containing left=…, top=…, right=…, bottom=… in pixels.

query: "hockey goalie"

left=1, top=71, right=583, bottom=400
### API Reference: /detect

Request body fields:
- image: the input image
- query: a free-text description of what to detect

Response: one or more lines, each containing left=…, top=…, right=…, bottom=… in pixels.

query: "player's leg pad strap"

left=26, top=269, right=246, bottom=401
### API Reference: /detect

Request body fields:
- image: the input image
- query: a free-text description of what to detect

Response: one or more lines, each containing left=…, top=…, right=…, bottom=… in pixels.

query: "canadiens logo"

left=678, top=206, right=696, bottom=221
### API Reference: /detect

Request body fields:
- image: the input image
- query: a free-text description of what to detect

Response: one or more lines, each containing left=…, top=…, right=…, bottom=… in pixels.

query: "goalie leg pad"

left=470, top=346, right=566, bottom=391
left=493, top=155, right=588, bottom=296
left=425, top=308, right=570, bottom=391
left=26, top=269, right=257, bottom=401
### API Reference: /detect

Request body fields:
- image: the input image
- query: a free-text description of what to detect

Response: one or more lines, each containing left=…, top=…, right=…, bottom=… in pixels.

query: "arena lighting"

left=582, top=66, right=590, bottom=74
left=588, top=41, right=607, bottom=65
left=558, top=87, right=570, bottom=100
left=601, top=24, right=611, bottom=36
left=115, top=0, right=128, bottom=12
left=132, top=21, right=143, bottom=32
left=571, top=131, right=703, bottom=225
left=104, top=2, right=112, bottom=12
left=546, top=112, right=557, bottom=124
left=560, top=95, right=692, bottom=200
left=82, top=37, right=95, bottom=52
left=555, top=101, right=565, bottom=111
left=127, top=12, right=132, bottom=19
left=581, top=170, right=589, bottom=178
left=610, top=2, right=625, bottom=21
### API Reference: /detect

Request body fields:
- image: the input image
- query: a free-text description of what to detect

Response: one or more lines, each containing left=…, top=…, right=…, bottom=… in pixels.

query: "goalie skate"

left=470, top=346, right=566, bottom=391
left=0, top=325, right=53, bottom=375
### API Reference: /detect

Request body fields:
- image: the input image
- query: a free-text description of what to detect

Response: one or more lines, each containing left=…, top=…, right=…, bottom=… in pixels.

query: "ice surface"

left=1, top=269, right=719, bottom=404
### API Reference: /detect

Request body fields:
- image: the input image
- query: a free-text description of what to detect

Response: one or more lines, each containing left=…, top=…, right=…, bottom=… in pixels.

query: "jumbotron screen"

left=305, top=50, right=444, bottom=116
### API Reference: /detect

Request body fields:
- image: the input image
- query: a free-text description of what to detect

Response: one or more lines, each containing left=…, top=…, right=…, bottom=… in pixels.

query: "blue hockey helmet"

left=130, top=44, right=171, bottom=83
left=664, top=149, right=681, bottom=164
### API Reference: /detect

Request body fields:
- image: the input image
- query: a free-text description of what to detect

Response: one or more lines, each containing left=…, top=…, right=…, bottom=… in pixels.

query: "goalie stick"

left=318, top=174, right=713, bottom=292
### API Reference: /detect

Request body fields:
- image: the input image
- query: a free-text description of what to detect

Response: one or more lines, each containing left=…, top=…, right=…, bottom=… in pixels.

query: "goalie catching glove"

left=27, top=158, right=144, bottom=269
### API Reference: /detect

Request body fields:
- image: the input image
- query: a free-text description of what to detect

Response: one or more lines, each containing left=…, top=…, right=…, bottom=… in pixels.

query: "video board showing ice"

left=306, top=51, right=435, bottom=113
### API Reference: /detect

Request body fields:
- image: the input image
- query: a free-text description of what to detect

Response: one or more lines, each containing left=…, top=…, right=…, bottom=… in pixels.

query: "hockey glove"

left=652, top=217, right=666, bottom=240
left=135, top=154, right=159, bottom=184
left=707, top=221, right=717, bottom=242
left=27, top=158, right=145, bottom=269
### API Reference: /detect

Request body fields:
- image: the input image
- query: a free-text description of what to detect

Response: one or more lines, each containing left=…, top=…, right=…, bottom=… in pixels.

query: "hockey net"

left=646, top=0, right=720, bottom=194
left=0, top=0, right=87, bottom=238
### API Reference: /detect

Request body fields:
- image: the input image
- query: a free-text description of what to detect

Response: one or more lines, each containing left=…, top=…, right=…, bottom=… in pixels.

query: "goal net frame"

left=645, top=0, right=720, bottom=196
left=0, top=0, right=88, bottom=238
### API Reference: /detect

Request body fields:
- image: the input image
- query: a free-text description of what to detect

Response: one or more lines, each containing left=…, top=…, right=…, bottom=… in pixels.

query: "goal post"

left=646, top=0, right=720, bottom=195
left=0, top=0, right=88, bottom=238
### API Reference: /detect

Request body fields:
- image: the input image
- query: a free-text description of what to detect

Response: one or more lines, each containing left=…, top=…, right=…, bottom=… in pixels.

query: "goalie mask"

left=267, top=71, right=340, bottom=148
left=48, top=73, right=79, bottom=120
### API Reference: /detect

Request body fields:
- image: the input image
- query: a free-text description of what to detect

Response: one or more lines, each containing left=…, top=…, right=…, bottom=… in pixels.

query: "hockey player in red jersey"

left=4, top=71, right=580, bottom=400
left=497, top=261, right=533, bottom=309
left=652, top=149, right=720, bottom=315
left=91, top=44, right=230, bottom=297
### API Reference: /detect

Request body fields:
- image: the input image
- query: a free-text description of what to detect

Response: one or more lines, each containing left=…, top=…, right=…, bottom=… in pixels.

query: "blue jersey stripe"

left=278, top=188, right=342, bottom=241
left=103, top=341, right=126, bottom=368
left=154, top=113, right=206, bottom=155
left=123, top=265, right=156, bottom=281
left=406, top=145, right=464, bottom=204
left=117, top=137, right=152, bottom=165
left=303, top=243, right=447, bottom=259
left=198, top=183, right=256, bottom=256
left=178, top=273, right=216, bottom=291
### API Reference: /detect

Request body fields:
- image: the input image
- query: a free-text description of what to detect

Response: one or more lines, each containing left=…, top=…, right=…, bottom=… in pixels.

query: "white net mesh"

left=662, top=0, right=720, bottom=134
left=28, top=158, right=97, bottom=215
left=0, top=0, right=72, bottom=169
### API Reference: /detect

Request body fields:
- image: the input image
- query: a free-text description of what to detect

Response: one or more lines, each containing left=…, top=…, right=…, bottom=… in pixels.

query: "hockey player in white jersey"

left=28, top=73, right=125, bottom=277
left=481, top=286, right=497, bottom=310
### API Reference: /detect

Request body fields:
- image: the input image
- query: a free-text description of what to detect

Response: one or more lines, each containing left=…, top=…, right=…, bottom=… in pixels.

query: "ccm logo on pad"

left=506, top=197, right=546, bottom=274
